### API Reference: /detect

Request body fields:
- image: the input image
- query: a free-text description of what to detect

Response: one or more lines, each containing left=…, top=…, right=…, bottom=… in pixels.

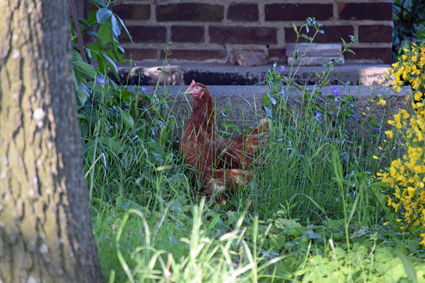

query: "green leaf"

left=117, top=16, right=133, bottom=43
left=292, top=24, right=298, bottom=35
left=96, top=8, right=112, bottom=24
left=102, top=53, right=119, bottom=78
left=93, top=0, right=106, bottom=7
left=394, top=249, right=418, bottom=283
left=370, top=117, right=378, bottom=127
left=414, top=28, right=425, bottom=40
left=266, top=93, right=277, bottom=105
left=111, top=15, right=121, bottom=38
left=300, top=34, right=312, bottom=42
left=72, top=51, right=96, bottom=79
left=97, top=24, right=113, bottom=48
left=120, top=109, right=134, bottom=129
left=76, top=83, right=90, bottom=105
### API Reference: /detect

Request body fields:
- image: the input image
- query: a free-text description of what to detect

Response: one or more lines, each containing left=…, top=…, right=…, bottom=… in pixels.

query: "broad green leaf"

left=97, top=24, right=113, bottom=48
left=394, top=249, right=418, bottom=283
left=76, top=83, right=90, bottom=105
left=72, top=52, right=96, bottom=79
left=111, top=15, right=121, bottom=38
left=96, top=8, right=112, bottom=24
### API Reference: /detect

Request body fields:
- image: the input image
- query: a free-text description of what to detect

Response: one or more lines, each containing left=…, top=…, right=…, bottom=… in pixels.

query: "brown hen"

left=179, top=80, right=269, bottom=196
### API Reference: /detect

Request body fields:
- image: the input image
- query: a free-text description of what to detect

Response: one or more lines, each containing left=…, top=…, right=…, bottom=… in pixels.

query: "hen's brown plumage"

left=179, top=80, right=269, bottom=196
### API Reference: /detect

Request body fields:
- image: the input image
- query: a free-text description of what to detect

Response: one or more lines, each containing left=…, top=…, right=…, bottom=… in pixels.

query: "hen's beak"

left=184, top=86, right=192, bottom=95
left=184, top=80, right=196, bottom=95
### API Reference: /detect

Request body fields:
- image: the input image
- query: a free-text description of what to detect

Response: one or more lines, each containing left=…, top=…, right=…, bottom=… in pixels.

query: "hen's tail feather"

left=243, top=118, right=270, bottom=154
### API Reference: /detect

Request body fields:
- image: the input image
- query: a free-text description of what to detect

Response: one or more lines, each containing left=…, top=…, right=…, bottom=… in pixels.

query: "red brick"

left=227, top=3, right=259, bottom=21
left=171, top=26, right=204, bottom=43
left=125, top=48, right=158, bottom=60
left=265, top=3, right=333, bottom=21
left=285, top=25, right=354, bottom=43
left=338, top=3, right=392, bottom=20
left=111, top=4, right=150, bottom=20
left=161, top=49, right=227, bottom=61
left=359, top=25, right=392, bottom=43
left=210, top=26, right=277, bottom=44
left=122, top=26, right=166, bottom=43
left=156, top=3, right=223, bottom=22
left=345, top=47, right=392, bottom=64
left=268, top=48, right=287, bottom=61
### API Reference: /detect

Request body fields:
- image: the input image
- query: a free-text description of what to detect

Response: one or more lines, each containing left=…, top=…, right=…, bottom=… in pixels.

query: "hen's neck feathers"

left=191, top=87, right=215, bottom=132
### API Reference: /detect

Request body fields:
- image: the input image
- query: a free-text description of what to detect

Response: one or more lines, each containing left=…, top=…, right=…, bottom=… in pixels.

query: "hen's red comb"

left=189, top=80, right=196, bottom=88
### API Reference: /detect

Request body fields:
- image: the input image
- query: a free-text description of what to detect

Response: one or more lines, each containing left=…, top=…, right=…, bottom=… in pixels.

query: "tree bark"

left=0, top=1, right=102, bottom=282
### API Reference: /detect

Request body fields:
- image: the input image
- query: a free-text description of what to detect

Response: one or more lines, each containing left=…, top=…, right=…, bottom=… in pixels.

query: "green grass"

left=79, top=67, right=425, bottom=282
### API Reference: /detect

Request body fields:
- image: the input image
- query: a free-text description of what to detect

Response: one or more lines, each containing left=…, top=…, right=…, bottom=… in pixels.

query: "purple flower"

left=314, top=110, right=323, bottom=121
left=374, top=127, right=385, bottom=136
left=97, top=74, right=109, bottom=85
left=279, top=65, right=286, bottom=72
left=281, top=85, right=286, bottom=101
left=330, top=86, right=340, bottom=96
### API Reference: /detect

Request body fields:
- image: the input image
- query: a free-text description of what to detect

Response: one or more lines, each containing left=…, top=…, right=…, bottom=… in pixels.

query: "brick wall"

left=88, top=0, right=393, bottom=64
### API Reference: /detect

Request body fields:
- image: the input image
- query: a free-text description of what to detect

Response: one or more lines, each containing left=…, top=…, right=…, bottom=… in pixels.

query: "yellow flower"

left=381, top=43, right=425, bottom=247
left=377, top=98, right=387, bottom=106
left=414, top=91, right=423, bottom=101
left=385, top=130, right=394, bottom=139
left=373, top=155, right=379, bottom=160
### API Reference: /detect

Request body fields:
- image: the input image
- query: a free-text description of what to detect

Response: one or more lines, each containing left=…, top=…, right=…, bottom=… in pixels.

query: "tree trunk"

left=0, top=1, right=102, bottom=282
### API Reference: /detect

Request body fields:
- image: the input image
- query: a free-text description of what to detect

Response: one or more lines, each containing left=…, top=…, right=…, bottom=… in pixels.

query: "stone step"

left=117, top=60, right=392, bottom=87
left=131, top=85, right=411, bottom=131
left=285, top=43, right=342, bottom=57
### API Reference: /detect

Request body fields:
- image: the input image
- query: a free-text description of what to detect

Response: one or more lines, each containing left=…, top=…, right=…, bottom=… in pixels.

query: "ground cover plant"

left=72, top=4, right=425, bottom=282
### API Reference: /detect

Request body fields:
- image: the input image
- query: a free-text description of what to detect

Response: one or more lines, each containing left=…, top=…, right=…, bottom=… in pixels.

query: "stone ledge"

left=131, top=85, right=411, bottom=131
left=117, top=60, right=392, bottom=86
